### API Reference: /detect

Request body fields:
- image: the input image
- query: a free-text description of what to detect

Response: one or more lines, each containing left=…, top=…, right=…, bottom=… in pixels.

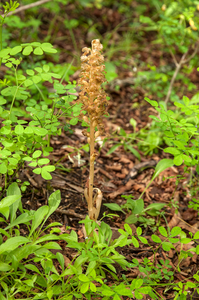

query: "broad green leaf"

left=33, top=127, right=48, bottom=136
left=80, top=282, right=89, bottom=293
left=132, top=236, right=139, bottom=248
left=145, top=97, right=158, bottom=107
left=7, top=182, right=21, bottom=223
left=5, top=213, right=32, bottom=230
left=151, top=159, right=173, bottom=181
left=173, top=154, right=183, bottom=166
left=10, top=46, right=22, bottom=55
left=0, top=195, right=20, bottom=210
left=43, top=242, right=62, bottom=249
left=151, top=234, right=161, bottom=243
left=170, top=226, right=181, bottom=237
left=133, top=198, right=144, bottom=214
left=125, top=214, right=138, bottom=224
left=136, top=227, right=142, bottom=236
left=41, top=43, right=57, bottom=53
left=41, top=167, right=54, bottom=180
left=164, top=147, right=181, bottom=155
left=34, top=234, right=60, bottom=244
left=34, top=47, right=43, bottom=55
left=79, top=274, right=90, bottom=282
left=0, top=162, right=7, bottom=174
left=0, top=236, right=29, bottom=254
left=0, top=262, right=12, bottom=271
left=193, top=231, right=199, bottom=240
left=24, top=79, right=33, bottom=87
left=32, top=150, right=42, bottom=158
left=158, top=226, right=168, bottom=237
left=124, top=223, right=132, bottom=235
left=29, top=206, right=49, bottom=236
left=38, top=158, right=50, bottom=165
left=22, top=46, right=33, bottom=55
left=145, top=203, right=166, bottom=211
left=103, top=203, right=125, bottom=213
left=0, top=48, right=11, bottom=57
left=15, top=124, right=24, bottom=135
left=44, top=190, right=61, bottom=223
left=162, top=242, right=174, bottom=251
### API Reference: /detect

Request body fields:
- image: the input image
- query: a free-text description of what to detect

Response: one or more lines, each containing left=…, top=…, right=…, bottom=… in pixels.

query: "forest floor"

left=3, top=2, right=199, bottom=299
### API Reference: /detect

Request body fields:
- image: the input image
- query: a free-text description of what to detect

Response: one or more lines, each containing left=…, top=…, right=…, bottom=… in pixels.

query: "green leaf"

left=15, top=124, right=24, bottom=135
left=41, top=165, right=55, bottom=180
left=103, top=203, right=125, bottom=213
left=125, top=214, right=138, bottom=224
left=193, top=231, right=199, bottom=240
left=0, top=236, right=29, bottom=255
left=0, top=48, right=11, bottom=58
left=79, top=274, right=90, bottom=282
left=124, top=223, right=132, bottom=235
left=145, top=202, right=166, bottom=211
left=173, top=154, right=183, bottom=166
left=34, top=47, right=44, bottom=55
left=0, top=162, right=7, bottom=174
left=126, top=144, right=141, bottom=160
left=38, top=158, right=50, bottom=165
left=145, top=97, right=158, bottom=107
left=132, top=236, right=139, bottom=248
left=29, top=206, right=49, bottom=236
left=10, top=46, right=22, bottom=55
left=151, top=234, right=161, bottom=243
left=33, top=150, right=42, bottom=159
left=41, top=43, right=57, bottom=53
left=133, top=198, right=144, bottom=214
left=44, top=190, right=61, bottom=223
left=33, top=127, right=48, bottom=136
left=164, top=147, right=181, bottom=155
left=158, top=226, right=168, bottom=237
left=151, top=159, right=173, bottom=181
left=7, top=182, right=21, bottom=223
left=162, top=242, right=174, bottom=251
left=5, top=213, right=33, bottom=230
left=106, top=144, right=122, bottom=155
left=170, top=226, right=181, bottom=237
left=136, top=227, right=142, bottom=236
left=80, top=282, right=89, bottom=293
left=43, top=242, right=62, bottom=249
left=22, top=46, right=33, bottom=55
left=24, top=79, right=33, bottom=87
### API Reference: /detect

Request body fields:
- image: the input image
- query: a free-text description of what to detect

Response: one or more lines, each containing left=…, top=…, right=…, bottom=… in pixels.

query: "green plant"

left=0, top=1, right=81, bottom=188
left=139, top=0, right=199, bottom=104
left=104, top=195, right=166, bottom=228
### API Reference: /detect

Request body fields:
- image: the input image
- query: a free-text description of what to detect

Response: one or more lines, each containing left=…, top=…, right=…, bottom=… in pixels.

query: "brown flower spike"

left=78, top=39, right=108, bottom=221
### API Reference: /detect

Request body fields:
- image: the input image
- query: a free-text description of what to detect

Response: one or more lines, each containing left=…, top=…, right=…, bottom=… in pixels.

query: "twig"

left=1, top=0, right=51, bottom=18
left=165, top=41, right=199, bottom=105
left=56, top=208, right=86, bottom=219
left=165, top=51, right=188, bottom=105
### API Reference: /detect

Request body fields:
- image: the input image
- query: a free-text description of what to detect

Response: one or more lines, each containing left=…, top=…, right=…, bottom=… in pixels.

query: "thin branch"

left=1, top=0, right=51, bottom=18
left=165, top=41, right=199, bottom=104
left=183, top=41, right=199, bottom=64
left=165, top=51, right=188, bottom=105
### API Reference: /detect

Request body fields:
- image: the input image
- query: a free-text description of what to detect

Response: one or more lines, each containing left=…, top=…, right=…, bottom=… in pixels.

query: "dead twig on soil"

left=56, top=208, right=86, bottom=219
